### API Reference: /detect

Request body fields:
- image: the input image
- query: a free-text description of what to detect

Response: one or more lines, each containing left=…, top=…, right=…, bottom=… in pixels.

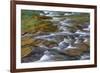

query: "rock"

left=53, top=54, right=68, bottom=61
left=64, top=48, right=82, bottom=57
left=32, top=46, right=47, bottom=54
left=75, top=43, right=89, bottom=52
left=42, top=41, right=58, bottom=48
left=38, top=16, right=52, bottom=19
left=21, top=46, right=47, bottom=63
left=32, top=31, right=50, bottom=36
left=21, top=37, right=33, bottom=46
left=63, top=42, right=89, bottom=57
left=21, top=46, right=32, bottom=58
left=30, top=39, right=47, bottom=47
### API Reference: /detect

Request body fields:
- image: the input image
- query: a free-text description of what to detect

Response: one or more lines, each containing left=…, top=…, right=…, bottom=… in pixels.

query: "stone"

left=21, top=46, right=32, bottom=58
left=65, top=48, right=82, bottom=57
left=21, top=37, right=33, bottom=46
left=76, top=43, right=89, bottom=52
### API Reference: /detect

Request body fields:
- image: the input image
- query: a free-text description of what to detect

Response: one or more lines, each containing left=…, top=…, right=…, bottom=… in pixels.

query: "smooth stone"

left=75, top=43, right=89, bottom=52
left=64, top=48, right=82, bottom=57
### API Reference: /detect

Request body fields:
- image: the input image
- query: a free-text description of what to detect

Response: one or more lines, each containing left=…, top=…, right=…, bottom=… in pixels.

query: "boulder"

left=21, top=46, right=32, bottom=58
left=21, top=37, right=33, bottom=46
left=75, top=43, right=89, bottom=52
left=65, top=48, right=82, bottom=57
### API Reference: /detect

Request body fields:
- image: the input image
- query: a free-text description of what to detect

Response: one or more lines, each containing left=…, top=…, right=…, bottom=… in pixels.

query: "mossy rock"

left=21, top=37, right=33, bottom=47
left=21, top=46, right=32, bottom=58
left=31, top=39, right=45, bottom=46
